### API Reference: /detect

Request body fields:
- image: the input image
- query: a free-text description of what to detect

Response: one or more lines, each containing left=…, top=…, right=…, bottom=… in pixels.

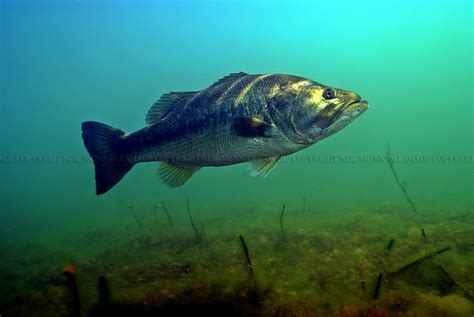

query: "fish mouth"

left=333, top=97, right=369, bottom=122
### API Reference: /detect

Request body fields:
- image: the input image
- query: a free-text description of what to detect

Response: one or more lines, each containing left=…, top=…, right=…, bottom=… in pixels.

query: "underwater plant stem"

left=387, top=144, right=417, bottom=212
left=421, top=228, right=427, bottom=242
left=63, top=266, right=82, bottom=317
left=389, top=247, right=451, bottom=277
left=128, top=205, right=150, bottom=227
left=438, top=265, right=474, bottom=300
left=279, top=205, right=286, bottom=239
left=186, top=197, right=201, bottom=242
left=132, top=211, right=149, bottom=227
left=238, top=234, right=261, bottom=301
left=386, top=238, right=395, bottom=253
left=158, top=202, right=173, bottom=226
left=373, top=273, right=383, bottom=299
left=97, top=276, right=111, bottom=310
left=239, top=234, right=253, bottom=270
left=198, top=214, right=206, bottom=237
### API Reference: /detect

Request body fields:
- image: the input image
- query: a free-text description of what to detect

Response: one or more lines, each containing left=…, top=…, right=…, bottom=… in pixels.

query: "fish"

left=81, top=72, right=369, bottom=195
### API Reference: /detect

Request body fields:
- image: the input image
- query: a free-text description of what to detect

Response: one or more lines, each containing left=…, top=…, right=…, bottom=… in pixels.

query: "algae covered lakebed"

left=1, top=199, right=473, bottom=316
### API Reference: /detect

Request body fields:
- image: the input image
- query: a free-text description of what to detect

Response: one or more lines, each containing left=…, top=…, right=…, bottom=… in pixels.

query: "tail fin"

left=81, top=121, right=134, bottom=195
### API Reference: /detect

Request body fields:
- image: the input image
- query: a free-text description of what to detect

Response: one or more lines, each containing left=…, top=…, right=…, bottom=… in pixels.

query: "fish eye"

left=323, top=88, right=335, bottom=100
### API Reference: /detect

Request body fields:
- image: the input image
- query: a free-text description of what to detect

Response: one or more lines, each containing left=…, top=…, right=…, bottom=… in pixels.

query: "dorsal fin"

left=211, top=72, right=248, bottom=87
left=146, top=91, right=196, bottom=125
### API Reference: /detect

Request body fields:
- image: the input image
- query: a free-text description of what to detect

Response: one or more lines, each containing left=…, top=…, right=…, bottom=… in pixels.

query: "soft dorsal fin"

left=211, top=72, right=248, bottom=87
left=248, top=156, right=281, bottom=177
left=157, top=162, right=201, bottom=187
left=146, top=91, right=196, bottom=125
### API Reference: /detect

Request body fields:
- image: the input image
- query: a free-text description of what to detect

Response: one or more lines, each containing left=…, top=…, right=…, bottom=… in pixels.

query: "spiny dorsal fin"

left=233, top=117, right=273, bottom=137
left=211, top=72, right=248, bottom=87
left=158, top=162, right=201, bottom=187
left=248, top=156, right=281, bottom=177
left=146, top=91, right=196, bottom=125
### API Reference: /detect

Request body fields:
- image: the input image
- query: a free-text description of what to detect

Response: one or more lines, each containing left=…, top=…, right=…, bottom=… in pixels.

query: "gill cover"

left=268, top=84, right=319, bottom=144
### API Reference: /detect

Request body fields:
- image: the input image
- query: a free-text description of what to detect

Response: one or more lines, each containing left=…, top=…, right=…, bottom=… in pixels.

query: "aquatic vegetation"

left=128, top=204, right=151, bottom=227
left=373, top=273, right=383, bottom=299
left=279, top=205, right=286, bottom=239
left=386, top=238, right=395, bottom=253
left=386, top=144, right=417, bottom=212
left=96, top=275, right=111, bottom=313
left=421, top=228, right=428, bottom=243
left=438, top=265, right=474, bottom=301
left=156, top=202, right=173, bottom=227
left=238, top=234, right=261, bottom=303
left=387, top=247, right=452, bottom=277
left=186, top=198, right=203, bottom=243
left=63, top=264, right=81, bottom=316
left=1, top=205, right=473, bottom=316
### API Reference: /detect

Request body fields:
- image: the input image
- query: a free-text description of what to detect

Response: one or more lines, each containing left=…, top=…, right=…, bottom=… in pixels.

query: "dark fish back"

left=125, top=73, right=305, bottom=153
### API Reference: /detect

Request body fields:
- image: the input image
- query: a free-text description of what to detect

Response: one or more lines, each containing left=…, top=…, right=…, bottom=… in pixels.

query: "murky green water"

left=1, top=1, right=472, bottom=316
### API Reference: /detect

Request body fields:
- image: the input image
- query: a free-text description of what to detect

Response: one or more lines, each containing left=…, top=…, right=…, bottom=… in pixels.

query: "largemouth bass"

left=82, top=72, right=368, bottom=195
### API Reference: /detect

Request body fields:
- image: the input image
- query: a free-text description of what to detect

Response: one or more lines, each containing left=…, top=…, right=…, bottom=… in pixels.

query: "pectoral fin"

left=248, top=156, right=281, bottom=177
left=233, top=117, right=273, bottom=137
left=158, top=162, right=201, bottom=187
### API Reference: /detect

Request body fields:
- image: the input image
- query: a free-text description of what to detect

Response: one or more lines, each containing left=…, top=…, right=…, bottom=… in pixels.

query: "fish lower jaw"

left=330, top=100, right=368, bottom=124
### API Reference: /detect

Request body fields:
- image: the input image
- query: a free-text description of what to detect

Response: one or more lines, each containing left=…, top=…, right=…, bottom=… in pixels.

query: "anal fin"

left=248, top=156, right=281, bottom=177
left=158, top=162, right=201, bottom=187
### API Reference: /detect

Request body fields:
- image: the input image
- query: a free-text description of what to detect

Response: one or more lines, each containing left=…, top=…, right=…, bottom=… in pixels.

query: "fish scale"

left=128, top=74, right=301, bottom=164
left=81, top=72, right=368, bottom=194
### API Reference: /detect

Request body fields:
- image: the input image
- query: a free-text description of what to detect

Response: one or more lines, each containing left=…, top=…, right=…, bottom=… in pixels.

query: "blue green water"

left=1, top=1, right=473, bottom=316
